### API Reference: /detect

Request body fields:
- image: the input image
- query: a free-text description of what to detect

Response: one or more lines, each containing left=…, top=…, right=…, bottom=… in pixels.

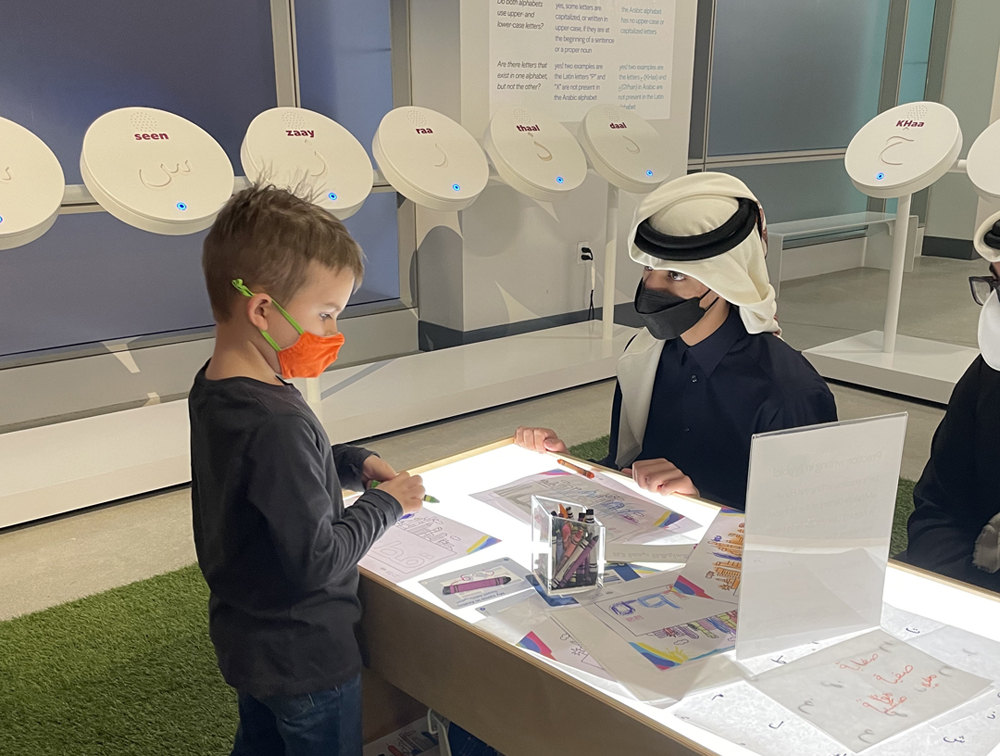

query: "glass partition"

left=296, top=0, right=402, bottom=304
left=720, top=160, right=868, bottom=224
left=707, top=0, right=891, bottom=156
left=0, top=0, right=403, bottom=362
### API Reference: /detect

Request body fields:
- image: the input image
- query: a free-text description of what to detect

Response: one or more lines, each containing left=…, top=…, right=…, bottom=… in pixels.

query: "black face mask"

left=634, top=279, right=711, bottom=341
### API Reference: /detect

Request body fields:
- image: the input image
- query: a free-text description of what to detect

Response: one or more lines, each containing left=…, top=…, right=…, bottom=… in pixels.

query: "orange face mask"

left=232, top=279, right=345, bottom=379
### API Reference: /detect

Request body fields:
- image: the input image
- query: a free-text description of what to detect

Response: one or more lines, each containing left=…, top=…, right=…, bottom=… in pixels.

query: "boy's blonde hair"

left=203, top=184, right=364, bottom=322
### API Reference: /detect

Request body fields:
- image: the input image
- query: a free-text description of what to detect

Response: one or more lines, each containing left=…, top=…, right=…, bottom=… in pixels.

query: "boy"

left=190, top=184, right=425, bottom=756
left=516, top=173, right=837, bottom=510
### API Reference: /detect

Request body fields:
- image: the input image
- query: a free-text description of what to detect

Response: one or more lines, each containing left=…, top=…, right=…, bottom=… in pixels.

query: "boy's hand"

left=623, top=459, right=699, bottom=498
left=514, top=426, right=568, bottom=454
left=377, top=472, right=425, bottom=516
left=362, top=456, right=397, bottom=489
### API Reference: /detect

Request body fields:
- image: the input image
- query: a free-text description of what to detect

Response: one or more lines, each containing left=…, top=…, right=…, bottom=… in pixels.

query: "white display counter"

left=359, top=441, right=1000, bottom=756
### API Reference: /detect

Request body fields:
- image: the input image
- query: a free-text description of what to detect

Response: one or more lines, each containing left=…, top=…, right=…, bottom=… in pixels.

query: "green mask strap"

left=231, top=279, right=305, bottom=353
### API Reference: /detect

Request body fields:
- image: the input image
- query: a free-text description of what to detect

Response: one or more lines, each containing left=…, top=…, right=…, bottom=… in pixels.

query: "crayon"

left=584, top=509, right=598, bottom=583
left=557, top=458, right=596, bottom=479
left=442, top=576, right=511, bottom=595
left=554, top=533, right=590, bottom=584
left=557, top=540, right=596, bottom=589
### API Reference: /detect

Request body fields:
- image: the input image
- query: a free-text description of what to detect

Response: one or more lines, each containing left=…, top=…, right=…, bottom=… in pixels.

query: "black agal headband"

left=985, top=220, right=1000, bottom=251
left=634, top=197, right=761, bottom=262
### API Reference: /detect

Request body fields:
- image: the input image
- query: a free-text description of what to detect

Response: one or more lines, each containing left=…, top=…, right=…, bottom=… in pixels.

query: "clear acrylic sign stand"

left=736, top=413, right=908, bottom=660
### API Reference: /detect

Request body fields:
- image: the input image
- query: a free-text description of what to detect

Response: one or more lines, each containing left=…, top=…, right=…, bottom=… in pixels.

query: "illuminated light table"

left=358, top=440, right=1000, bottom=756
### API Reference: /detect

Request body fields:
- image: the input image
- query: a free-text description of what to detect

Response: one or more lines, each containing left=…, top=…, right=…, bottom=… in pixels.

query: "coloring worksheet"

left=517, top=616, right=614, bottom=681
left=672, top=509, right=744, bottom=602
left=418, top=557, right=531, bottom=610
left=588, top=570, right=726, bottom=637
left=360, top=509, right=500, bottom=583
left=581, top=570, right=738, bottom=670
left=470, top=469, right=695, bottom=545
left=625, top=610, right=739, bottom=670
left=751, top=630, right=992, bottom=752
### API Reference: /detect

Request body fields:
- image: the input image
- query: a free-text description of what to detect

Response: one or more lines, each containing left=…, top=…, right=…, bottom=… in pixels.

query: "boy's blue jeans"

left=231, top=673, right=362, bottom=756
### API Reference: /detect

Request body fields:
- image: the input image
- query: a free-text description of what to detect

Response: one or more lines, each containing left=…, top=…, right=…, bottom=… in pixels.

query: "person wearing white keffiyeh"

left=515, top=173, right=837, bottom=510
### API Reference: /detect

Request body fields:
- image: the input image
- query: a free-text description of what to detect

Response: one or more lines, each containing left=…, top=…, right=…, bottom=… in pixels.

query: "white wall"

left=411, top=0, right=698, bottom=335
left=925, top=0, right=1000, bottom=242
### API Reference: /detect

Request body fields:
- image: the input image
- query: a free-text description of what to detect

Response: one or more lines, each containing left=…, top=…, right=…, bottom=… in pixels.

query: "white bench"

left=767, top=211, right=921, bottom=297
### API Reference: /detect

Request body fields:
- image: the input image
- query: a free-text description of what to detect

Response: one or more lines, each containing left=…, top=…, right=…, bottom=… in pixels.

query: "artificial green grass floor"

left=0, top=436, right=916, bottom=755
left=0, top=566, right=236, bottom=756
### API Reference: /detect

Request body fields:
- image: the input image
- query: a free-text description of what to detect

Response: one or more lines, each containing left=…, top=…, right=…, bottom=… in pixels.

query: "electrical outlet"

left=577, top=242, right=594, bottom=265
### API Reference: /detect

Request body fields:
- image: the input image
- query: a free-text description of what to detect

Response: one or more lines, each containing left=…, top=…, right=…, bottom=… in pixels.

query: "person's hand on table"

left=362, top=455, right=397, bottom=489
left=514, top=426, right=568, bottom=454
left=623, top=458, right=700, bottom=498
left=376, top=472, right=425, bottom=516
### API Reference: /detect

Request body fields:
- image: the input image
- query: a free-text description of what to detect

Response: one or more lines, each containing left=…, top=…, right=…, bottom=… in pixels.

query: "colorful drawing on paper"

left=470, top=470, right=695, bottom=546
left=419, top=557, right=532, bottom=610
left=582, top=570, right=738, bottom=671
left=629, top=610, right=738, bottom=670
left=672, top=509, right=744, bottom=602
left=590, top=571, right=726, bottom=638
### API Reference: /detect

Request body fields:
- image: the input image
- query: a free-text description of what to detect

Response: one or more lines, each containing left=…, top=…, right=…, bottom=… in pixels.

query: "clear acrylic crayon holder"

left=531, top=496, right=605, bottom=597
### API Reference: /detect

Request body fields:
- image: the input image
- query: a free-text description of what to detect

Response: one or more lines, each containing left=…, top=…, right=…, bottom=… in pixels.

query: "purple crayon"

left=442, top=576, right=511, bottom=595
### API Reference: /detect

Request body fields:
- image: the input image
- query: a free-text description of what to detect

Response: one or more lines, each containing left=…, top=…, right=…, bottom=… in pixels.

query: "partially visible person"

left=516, top=173, right=837, bottom=510
left=906, top=211, right=1000, bottom=592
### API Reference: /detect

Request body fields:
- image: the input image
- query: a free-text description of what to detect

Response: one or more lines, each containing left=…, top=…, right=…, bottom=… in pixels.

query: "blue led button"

left=646, top=169, right=654, bottom=177
left=876, top=173, right=885, bottom=181
left=452, top=184, right=461, bottom=192
left=328, top=191, right=338, bottom=201
left=556, top=176, right=565, bottom=184
left=176, top=202, right=188, bottom=211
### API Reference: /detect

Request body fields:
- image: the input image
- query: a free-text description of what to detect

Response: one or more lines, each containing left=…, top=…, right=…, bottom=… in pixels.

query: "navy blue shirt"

left=907, top=356, right=1000, bottom=592
left=603, top=307, right=838, bottom=510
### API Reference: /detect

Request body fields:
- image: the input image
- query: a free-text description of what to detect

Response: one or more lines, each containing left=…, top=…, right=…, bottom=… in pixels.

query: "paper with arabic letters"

left=751, top=629, right=991, bottom=752
left=673, top=681, right=1000, bottom=756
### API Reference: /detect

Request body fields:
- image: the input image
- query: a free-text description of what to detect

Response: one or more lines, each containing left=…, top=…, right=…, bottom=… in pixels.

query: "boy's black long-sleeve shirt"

left=188, top=365, right=402, bottom=697
left=907, top=357, right=1000, bottom=592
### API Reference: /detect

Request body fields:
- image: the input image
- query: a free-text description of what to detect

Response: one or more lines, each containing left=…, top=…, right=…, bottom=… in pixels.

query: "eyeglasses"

left=969, top=275, right=1000, bottom=306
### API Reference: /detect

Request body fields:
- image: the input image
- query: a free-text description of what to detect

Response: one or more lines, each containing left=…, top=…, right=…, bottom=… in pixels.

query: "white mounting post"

left=881, top=192, right=912, bottom=354
left=603, top=184, right=620, bottom=341
left=882, top=156, right=967, bottom=354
